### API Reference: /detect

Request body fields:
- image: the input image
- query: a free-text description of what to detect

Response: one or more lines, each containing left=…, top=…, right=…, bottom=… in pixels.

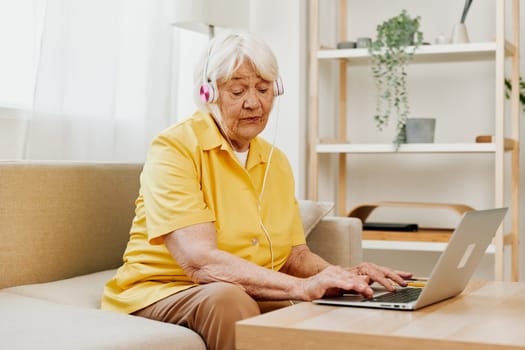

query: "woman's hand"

left=299, top=265, right=373, bottom=300
left=298, top=263, right=413, bottom=301
left=347, top=262, right=413, bottom=291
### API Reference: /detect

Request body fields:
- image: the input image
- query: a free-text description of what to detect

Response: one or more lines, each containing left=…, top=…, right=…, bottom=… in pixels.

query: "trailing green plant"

left=504, top=76, right=525, bottom=112
left=368, top=9, right=423, bottom=146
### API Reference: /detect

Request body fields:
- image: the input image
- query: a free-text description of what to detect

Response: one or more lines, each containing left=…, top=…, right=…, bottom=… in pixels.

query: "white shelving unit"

left=307, top=0, right=520, bottom=281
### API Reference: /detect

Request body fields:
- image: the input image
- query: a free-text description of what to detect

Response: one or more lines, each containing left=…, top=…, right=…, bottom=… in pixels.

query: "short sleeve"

left=141, top=130, right=214, bottom=244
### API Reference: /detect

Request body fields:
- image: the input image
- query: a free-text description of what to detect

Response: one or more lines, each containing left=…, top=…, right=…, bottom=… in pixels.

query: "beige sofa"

left=0, top=161, right=362, bottom=349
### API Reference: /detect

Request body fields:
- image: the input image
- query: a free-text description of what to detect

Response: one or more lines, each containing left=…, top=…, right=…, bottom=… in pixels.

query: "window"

left=0, top=0, right=45, bottom=109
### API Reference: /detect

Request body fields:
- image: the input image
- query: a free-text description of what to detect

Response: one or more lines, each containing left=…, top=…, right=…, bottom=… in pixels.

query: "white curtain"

left=25, top=0, right=186, bottom=162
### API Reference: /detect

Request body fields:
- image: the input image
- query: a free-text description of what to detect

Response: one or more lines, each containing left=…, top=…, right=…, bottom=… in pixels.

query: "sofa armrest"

left=306, top=216, right=363, bottom=267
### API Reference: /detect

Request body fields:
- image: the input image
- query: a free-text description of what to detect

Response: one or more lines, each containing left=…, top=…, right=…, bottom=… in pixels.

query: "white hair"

left=193, top=31, right=280, bottom=111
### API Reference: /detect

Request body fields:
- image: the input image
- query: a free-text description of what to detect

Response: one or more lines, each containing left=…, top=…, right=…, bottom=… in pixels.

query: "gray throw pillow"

left=298, top=200, right=334, bottom=238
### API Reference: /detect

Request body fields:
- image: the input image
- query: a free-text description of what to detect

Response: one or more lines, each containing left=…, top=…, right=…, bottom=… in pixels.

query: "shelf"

left=362, top=228, right=452, bottom=242
left=349, top=201, right=473, bottom=244
left=362, top=240, right=496, bottom=253
left=316, top=136, right=517, bottom=154
left=317, top=41, right=516, bottom=64
left=316, top=142, right=499, bottom=154
left=353, top=201, right=502, bottom=254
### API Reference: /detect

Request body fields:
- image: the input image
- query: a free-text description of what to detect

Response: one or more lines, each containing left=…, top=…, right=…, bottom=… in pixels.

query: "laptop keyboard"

left=366, top=287, right=422, bottom=303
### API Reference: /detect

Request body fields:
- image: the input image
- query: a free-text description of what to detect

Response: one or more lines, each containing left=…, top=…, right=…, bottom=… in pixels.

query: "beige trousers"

left=133, top=282, right=291, bottom=350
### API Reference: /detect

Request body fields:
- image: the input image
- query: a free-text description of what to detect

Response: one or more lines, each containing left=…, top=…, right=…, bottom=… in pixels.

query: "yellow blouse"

left=101, top=111, right=305, bottom=314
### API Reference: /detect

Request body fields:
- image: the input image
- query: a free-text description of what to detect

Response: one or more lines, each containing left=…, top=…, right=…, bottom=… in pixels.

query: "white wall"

left=250, top=0, right=307, bottom=199
left=313, top=0, right=524, bottom=281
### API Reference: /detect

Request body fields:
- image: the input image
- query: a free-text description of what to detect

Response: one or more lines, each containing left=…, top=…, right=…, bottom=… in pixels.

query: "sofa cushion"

left=298, top=200, right=334, bottom=238
left=306, top=216, right=363, bottom=267
left=3, top=269, right=116, bottom=309
left=0, top=292, right=206, bottom=350
left=0, top=162, right=142, bottom=289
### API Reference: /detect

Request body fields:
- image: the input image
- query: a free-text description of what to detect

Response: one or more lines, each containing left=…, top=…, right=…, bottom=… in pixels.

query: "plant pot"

left=405, top=118, right=436, bottom=143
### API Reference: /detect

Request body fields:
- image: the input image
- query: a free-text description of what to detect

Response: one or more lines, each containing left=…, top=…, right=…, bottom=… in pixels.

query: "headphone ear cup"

left=273, top=77, right=284, bottom=97
left=200, top=81, right=218, bottom=103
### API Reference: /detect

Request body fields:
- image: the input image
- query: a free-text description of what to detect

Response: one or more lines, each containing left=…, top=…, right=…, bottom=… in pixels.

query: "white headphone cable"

left=258, top=97, right=281, bottom=271
left=258, top=97, right=280, bottom=205
left=210, top=86, right=282, bottom=271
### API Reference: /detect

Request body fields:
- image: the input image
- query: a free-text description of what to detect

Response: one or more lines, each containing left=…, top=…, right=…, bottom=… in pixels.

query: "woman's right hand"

left=299, top=265, right=374, bottom=301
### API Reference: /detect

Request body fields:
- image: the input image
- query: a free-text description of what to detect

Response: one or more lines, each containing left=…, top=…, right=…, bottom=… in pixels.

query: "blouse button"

left=251, top=238, right=259, bottom=246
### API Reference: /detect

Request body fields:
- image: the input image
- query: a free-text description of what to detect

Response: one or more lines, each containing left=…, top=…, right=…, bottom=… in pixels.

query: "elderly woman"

left=101, top=31, right=411, bottom=350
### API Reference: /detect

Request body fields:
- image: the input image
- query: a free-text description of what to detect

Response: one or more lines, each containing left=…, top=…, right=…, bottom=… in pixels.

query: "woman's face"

left=216, top=59, right=274, bottom=152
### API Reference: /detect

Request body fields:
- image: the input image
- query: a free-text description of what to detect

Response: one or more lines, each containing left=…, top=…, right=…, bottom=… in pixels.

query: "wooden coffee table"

left=236, top=281, right=525, bottom=350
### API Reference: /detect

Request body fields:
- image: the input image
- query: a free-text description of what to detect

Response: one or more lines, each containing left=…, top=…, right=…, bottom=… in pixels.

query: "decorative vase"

left=451, top=23, right=470, bottom=43
left=405, top=118, right=436, bottom=143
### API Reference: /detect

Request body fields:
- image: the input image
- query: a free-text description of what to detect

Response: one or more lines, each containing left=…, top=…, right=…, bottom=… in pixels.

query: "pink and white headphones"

left=199, top=77, right=283, bottom=104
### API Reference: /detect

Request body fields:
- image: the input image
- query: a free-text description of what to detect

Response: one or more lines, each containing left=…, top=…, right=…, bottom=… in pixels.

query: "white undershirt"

left=234, top=149, right=249, bottom=168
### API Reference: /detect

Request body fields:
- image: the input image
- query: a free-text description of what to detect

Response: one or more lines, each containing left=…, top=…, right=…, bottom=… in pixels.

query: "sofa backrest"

left=0, top=162, right=142, bottom=289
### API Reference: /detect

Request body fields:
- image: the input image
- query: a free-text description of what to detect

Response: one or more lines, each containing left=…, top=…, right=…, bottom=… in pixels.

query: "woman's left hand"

left=346, top=262, right=413, bottom=292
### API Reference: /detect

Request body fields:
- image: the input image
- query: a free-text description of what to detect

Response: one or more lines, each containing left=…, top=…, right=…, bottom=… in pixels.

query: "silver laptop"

left=313, top=208, right=507, bottom=310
